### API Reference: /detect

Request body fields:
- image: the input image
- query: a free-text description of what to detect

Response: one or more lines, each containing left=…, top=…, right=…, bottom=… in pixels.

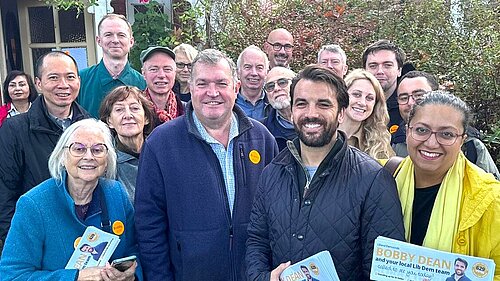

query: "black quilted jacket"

left=246, top=134, right=405, bottom=281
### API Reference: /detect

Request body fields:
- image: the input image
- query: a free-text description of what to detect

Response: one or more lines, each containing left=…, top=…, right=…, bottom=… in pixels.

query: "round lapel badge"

left=249, top=150, right=261, bottom=165
left=112, top=220, right=125, bottom=235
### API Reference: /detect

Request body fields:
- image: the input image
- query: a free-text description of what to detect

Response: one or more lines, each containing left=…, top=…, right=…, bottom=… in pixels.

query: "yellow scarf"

left=395, top=153, right=465, bottom=251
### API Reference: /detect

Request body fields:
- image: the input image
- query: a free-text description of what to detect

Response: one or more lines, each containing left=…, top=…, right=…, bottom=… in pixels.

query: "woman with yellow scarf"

left=391, top=91, right=500, bottom=279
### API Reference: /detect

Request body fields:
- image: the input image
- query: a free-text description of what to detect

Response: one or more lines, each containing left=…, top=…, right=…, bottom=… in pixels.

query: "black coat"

left=0, top=96, right=90, bottom=241
left=246, top=133, right=405, bottom=281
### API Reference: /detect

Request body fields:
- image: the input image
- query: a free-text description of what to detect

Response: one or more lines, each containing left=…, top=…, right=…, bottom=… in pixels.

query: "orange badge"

left=74, top=237, right=81, bottom=249
left=249, top=150, right=261, bottom=164
left=112, top=220, right=125, bottom=236
left=389, top=124, right=399, bottom=134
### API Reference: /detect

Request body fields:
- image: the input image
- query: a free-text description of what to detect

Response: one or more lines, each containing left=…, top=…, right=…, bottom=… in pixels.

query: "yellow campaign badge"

left=249, top=150, right=261, bottom=165
left=73, top=237, right=81, bottom=249
left=112, top=220, right=125, bottom=236
left=389, top=124, right=399, bottom=134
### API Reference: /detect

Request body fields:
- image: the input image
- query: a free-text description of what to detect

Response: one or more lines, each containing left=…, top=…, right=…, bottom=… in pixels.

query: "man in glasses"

left=141, top=46, right=184, bottom=125
left=260, top=67, right=297, bottom=150
left=393, top=71, right=498, bottom=179
left=264, top=28, right=294, bottom=69
left=317, top=44, right=348, bottom=78
left=0, top=51, right=90, bottom=252
left=235, top=45, right=269, bottom=119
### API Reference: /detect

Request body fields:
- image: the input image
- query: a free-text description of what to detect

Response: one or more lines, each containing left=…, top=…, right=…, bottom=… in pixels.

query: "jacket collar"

left=28, top=95, right=90, bottom=133
left=184, top=101, right=254, bottom=140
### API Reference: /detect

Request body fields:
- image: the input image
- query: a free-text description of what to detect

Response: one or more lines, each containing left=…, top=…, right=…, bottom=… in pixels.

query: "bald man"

left=264, top=28, right=294, bottom=69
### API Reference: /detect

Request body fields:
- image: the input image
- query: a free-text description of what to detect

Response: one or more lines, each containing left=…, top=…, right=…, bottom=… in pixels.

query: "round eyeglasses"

left=408, top=126, right=465, bottom=146
left=264, top=78, right=291, bottom=92
left=65, top=142, right=109, bottom=158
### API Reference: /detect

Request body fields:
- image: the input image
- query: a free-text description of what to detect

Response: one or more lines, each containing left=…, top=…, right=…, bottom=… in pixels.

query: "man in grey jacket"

left=246, top=65, right=405, bottom=281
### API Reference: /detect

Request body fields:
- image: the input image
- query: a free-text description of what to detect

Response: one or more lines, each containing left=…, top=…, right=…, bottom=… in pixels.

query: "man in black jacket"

left=0, top=51, right=90, bottom=250
left=246, top=65, right=405, bottom=281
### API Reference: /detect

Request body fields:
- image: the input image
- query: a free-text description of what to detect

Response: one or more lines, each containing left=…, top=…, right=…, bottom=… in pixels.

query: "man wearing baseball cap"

left=141, top=46, right=185, bottom=125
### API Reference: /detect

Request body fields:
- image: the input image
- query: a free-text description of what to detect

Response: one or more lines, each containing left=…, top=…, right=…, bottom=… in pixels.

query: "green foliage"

left=129, top=1, right=174, bottom=70
left=40, top=0, right=98, bottom=13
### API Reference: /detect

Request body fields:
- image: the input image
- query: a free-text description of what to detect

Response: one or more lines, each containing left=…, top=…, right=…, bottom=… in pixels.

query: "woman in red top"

left=0, top=71, right=38, bottom=126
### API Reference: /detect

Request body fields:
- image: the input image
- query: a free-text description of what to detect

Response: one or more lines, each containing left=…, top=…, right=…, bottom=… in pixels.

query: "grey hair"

left=317, top=44, right=347, bottom=64
left=408, top=90, right=471, bottom=131
left=48, top=119, right=117, bottom=182
left=236, top=45, right=269, bottom=71
left=191, top=49, right=238, bottom=85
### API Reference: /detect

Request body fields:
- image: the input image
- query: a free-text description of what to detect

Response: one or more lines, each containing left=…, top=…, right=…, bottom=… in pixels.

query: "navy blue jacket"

left=260, top=108, right=296, bottom=151
left=135, top=103, right=278, bottom=281
left=246, top=133, right=405, bottom=281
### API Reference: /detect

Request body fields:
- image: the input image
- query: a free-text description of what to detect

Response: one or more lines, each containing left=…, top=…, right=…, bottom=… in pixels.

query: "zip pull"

left=229, top=225, right=234, bottom=251
left=303, top=182, right=310, bottom=199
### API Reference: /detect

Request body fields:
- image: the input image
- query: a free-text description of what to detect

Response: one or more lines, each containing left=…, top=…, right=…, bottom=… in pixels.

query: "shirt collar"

left=192, top=111, right=239, bottom=145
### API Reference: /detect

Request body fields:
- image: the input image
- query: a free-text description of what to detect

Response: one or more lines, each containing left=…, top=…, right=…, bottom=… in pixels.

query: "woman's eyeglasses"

left=65, top=142, right=109, bottom=158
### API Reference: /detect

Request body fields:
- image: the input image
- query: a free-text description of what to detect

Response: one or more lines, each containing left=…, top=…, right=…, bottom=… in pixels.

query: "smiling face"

left=238, top=48, right=267, bottom=94
left=365, top=50, right=401, bottom=94
left=292, top=79, right=343, bottom=148
left=36, top=54, right=80, bottom=116
left=107, top=94, right=148, bottom=139
left=8, top=75, right=30, bottom=103
left=190, top=60, right=238, bottom=128
left=454, top=261, right=466, bottom=276
left=64, top=127, right=108, bottom=187
left=97, top=17, right=134, bottom=59
left=345, top=78, right=376, bottom=123
left=142, top=52, right=176, bottom=96
left=265, top=29, right=293, bottom=68
left=407, top=104, right=465, bottom=182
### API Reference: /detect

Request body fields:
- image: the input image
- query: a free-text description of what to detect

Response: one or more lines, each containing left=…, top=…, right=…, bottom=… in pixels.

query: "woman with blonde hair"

left=172, top=43, right=198, bottom=102
left=339, top=68, right=394, bottom=158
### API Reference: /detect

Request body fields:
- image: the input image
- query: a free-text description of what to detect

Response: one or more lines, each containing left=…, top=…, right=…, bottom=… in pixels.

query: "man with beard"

left=264, top=28, right=294, bottom=69
left=362, top=39, right=405, bottom=135
left=445, top=258, right=472, bottom=281
left=236, top=45, right=269, bottom=119
left=260, top=66, right=297, bottom=150
left=246, top=65, right=405, bottom=281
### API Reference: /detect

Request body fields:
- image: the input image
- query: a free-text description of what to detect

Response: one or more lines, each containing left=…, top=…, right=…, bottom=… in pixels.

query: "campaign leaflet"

left=280, top=250, right=340, bottom=281
left=65, top=226, right=120, bottom=269
left=370, top=236, right=495, bottom=281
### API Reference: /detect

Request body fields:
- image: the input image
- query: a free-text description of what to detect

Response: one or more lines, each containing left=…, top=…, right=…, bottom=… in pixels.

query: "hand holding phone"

left=110, top=255, right=136, bottom=272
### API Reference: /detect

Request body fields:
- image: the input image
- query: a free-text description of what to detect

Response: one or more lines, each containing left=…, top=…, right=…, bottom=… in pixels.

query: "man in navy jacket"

left=135, top=49, right=278, bottom=281
left=246, top=65, right=404, bottom=281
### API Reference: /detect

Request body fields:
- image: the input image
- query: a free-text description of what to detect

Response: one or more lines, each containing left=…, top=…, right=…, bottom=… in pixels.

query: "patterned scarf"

left=144, top=89, right=179, bottom=123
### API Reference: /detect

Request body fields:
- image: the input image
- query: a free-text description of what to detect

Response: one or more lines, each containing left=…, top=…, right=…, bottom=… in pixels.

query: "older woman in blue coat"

left=0, top=119, right=142, bottom=280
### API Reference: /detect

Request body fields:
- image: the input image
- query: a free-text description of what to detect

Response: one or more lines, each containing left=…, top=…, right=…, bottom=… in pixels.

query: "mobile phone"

left=111, top=255, right=136, bottom=272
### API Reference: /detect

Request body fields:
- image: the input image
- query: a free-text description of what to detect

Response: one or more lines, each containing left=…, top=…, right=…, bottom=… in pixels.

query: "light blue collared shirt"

left=235, top=90, right=267, bottom=120
left=193, top=111, right=239, bottom=215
